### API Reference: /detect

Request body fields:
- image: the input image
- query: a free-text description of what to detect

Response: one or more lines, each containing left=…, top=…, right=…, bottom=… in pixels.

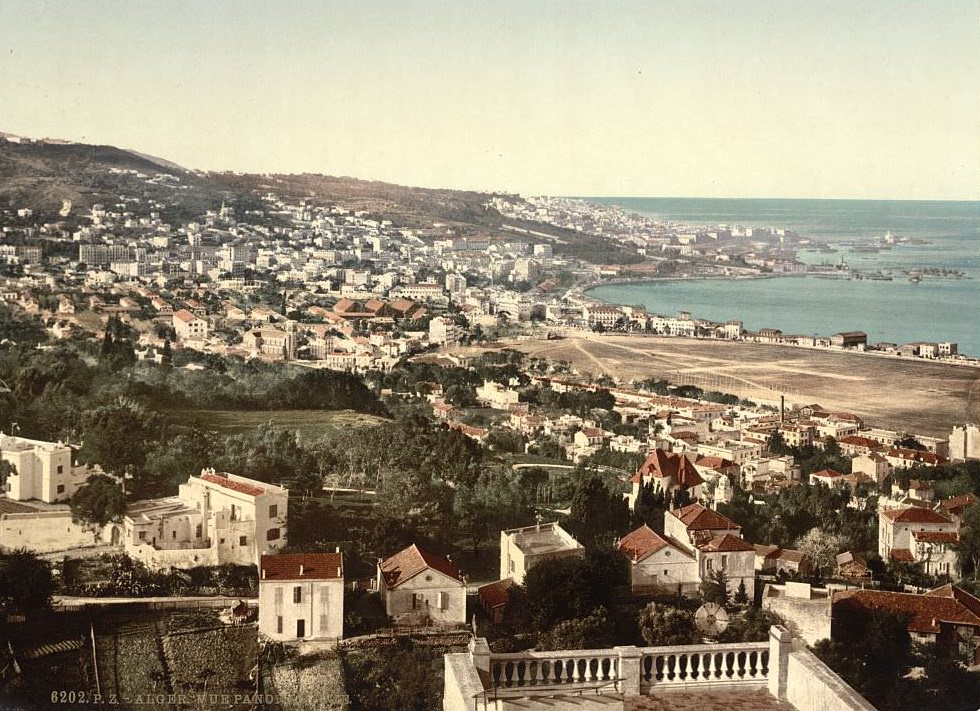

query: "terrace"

left=443, top=627, right=872, bottom=711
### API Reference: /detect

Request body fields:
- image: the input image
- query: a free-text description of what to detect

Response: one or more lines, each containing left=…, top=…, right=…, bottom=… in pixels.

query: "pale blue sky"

left=1, top=1, right=977, bottom=199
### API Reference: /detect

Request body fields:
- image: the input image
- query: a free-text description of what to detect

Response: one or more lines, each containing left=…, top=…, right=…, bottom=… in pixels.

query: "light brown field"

left=464, top=335, right=980, bottom=437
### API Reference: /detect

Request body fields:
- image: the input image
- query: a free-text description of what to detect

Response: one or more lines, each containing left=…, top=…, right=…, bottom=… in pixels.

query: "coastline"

left=580, top=273, right=979, bottom=359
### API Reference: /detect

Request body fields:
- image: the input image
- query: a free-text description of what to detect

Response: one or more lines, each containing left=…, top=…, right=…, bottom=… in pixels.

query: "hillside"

left=0, top=134, right=639, bottom=261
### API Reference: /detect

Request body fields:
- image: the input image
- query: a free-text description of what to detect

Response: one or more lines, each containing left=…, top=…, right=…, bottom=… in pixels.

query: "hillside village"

left=0, top=137, right=978, bottom=710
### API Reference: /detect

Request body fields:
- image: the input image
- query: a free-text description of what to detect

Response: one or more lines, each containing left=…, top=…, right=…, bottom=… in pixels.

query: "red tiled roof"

left=833, top=586, right=980, bottom=634
left=838, top=435, right=881, bottom=449
left=700, top=534, right=755, bottom=552
left=694, top=456, right=736, bottom=471
left=889, top=548, right=915, bottom=563
left=811, top=468, right=843, bottom=479
left=939, top=494, right=978, bottom=516
left=886, top=448, right=947, bottom=465
left=911, top=531, right=958, bottom=543
left=618, top=525, right=670, bottom=562
left=670, top=503, right=739, bottom=531
left=881, top=507, right=953, bottom=524
left=379, top=544, right=464, bottom=588
left=637, top=450, right=704, bottom=489
left=260, top=553, right=343, bottom=581
left=477, top=578, right=514, bottom=609
left=200, top=472, right=265, bottom=497
left=173, top=308, right=197, bottom=323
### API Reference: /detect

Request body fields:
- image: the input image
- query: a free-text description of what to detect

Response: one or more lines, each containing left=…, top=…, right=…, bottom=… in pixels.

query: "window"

left=274, top=587, right=283, bottom=605
left=437, top=591, right=447, bottom=610
left=56, top=484, right=65, bottom=494
left=138, top=531, right=146, bottom=541
left=269, top=504, right=278, bottom=518
left=509, top=559, right=515, bottom=572
left=320, top=614, right=330, bottom=632
left=57, top=465, right=63, bottom=474
left=172, top=530, right=177, bottom=539
left=721, top=555, right=728, bottom=571
left=664, top=551, right=670, bottom=557
left=293, top=586, right=302, bottom=604
left=664, top=569, right=669, bottom=576
left=196, top=524, right=202, bottom=538
left=266, top=528, right=280, bottom=541
left=276, top=616, right=283, bottom=634
left=219, top=538, right=225, bottom=545
left=239, top=536, right=247, bottom=546
left=706, top=558, right=713, bottom=572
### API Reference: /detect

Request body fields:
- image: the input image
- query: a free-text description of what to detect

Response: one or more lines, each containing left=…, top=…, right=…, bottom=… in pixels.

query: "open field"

left=164, top=409, right=387, bottom=444
left=463, top=334, right=979, bottom=436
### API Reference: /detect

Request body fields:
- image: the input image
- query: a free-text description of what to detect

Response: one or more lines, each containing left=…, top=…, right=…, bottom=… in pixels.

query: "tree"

left=568, top=473, right=629, bottom=548
left=77, top=398, right=158, bottom=488
left=509, top=555, right=609, bottom=633
left=0, top=550, right=55, bottom=616
left=956, top=504, right=980, bottom=579
left=537, top=608, right=615, bottom=650
left=795, top=527, right=848, bottom=577
left=70, top=474, right=126, bottom=537
left=767, top=430, right=789, bottom=455
left=637, top=602, right=696, bottom=646
left=733, top=579, right=749, bottom=606
left=699, top=569, right=730, bottom=607
left=0, top=459, right=16, bottom=494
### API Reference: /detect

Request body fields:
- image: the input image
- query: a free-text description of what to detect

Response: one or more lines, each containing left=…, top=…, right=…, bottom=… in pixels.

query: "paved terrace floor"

left=627, top=689, right=794, bottom=711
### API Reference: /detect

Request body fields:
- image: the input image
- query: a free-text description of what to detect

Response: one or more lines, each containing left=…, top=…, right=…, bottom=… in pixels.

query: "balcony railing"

left=639, top=641, right=769, bottom=689
left=488, top=649, right=621, bottom=692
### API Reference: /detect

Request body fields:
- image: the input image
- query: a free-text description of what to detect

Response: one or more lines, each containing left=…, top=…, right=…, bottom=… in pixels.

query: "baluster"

left=564, top=658, right=575, bottom=683
left=492, top=662, right=502, bottom=688
left=550, top=659, right=561, bottom=684
left=699, top=652, right=710, bottom=681
left=747, top=650, right=758, bottom=678
left=528, top=660, right=538, bottom=686
left=666, top=654, right=676, bottom=681
left=677, top=653, right=688, bottom=681
left=761, top=650, right=770, bottom=676
left=576, top=658, right=587, bottom=682
left=655, top=654, right=665, bottom=682
left=689, top=653, right=700, bottom=680
left=517, top=661, right=526, bottom=686
left=736, top=651, right=746, bottom=679
left=642, top=654, right=653, bottom=683
left=589, top=657, right=599, bottom=682
left=506, top=661, right=516, bottom=687
left=600, top=656, right=611, bottom=681
left=725, top=652, right=735, bottom=678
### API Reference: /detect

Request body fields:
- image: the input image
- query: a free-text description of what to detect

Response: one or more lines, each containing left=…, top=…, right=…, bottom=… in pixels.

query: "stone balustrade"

left=639, top=641, right=769, bottom=689
left=488, top=649, right=621, bottom=692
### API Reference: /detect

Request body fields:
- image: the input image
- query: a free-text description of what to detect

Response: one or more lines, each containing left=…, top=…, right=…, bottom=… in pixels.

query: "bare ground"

left=463, top=335, right=980, bottom=437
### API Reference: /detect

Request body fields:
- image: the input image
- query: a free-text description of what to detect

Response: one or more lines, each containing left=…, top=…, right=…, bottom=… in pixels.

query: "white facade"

left=1, top=433, right=90, bottom=503
left=950, top=424, right=980, bottom=461
left=499, top=522, right=584, bottom=584
left=377, top=544, right=467, bottom=626
left=124, top=469, right=288, bottom=569
left=259, top=553, right=344, bottom=641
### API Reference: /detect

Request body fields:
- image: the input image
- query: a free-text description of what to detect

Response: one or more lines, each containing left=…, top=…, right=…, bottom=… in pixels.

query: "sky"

left=1, top=0, right=978, bottom=199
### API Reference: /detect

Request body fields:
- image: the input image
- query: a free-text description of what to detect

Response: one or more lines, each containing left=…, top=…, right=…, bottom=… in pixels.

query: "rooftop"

left=504, top=522, right=583, bottom=557
left=379, top=543, right=464, bottom=588
left=260, top=552, right=343, bottom=581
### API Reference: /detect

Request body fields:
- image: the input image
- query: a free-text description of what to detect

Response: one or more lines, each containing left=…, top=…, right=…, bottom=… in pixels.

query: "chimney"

left=299, top=564, right=304, bottom=576
left=337, top=566, right=342, bottom=578
left=780, top=395, right=785, bottom=424
left=335, top=546, right=341, bottom=553
left=261, top=569, right=266, bottom=579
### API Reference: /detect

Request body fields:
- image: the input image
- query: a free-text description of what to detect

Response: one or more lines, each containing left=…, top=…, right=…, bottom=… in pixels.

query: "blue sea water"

left=583, top=198, right=980, bottom=355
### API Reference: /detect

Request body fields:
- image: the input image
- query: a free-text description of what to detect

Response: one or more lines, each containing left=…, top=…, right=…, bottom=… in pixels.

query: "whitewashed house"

left=259, top=552, right=344, bottom=641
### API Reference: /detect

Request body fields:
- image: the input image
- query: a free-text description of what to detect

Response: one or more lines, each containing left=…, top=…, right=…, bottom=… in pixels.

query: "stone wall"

left=785, top=647, right=875, bottom=711
left=0, top=510, right=112, bottom=553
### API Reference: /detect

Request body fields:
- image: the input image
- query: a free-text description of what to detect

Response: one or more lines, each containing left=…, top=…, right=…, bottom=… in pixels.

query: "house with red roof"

left=377, top=544, right=466, bottom=626
left=832, top=584, right=980, bottom=661
left=617, top=524, right=699, bottom=594
left=259, top=552, right=344, bottom=641
left=628, top=450, right=705, bottom=509
left=663, top=503, right=756, bottom=599
left=122, top=468, right=288, bottom=569
left=878, top=506, right=959, bottom=578
left=172, top=308, right=208, bottom=341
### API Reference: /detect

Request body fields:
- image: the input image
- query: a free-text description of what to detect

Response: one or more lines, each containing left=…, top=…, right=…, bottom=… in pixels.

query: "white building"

left=429, top=316, right=463, bottom=346
left=1, top=433, right=91, bottom=503
left=499, top=522, right=584, bottom=584
left=377, top=544, right=466, bottom=626
left=878, top=506, right=959, bottom=578
left=618, top=524, right=700, bottom=594
left=665, top=503, right=756, bottom=599
left=259, top=552, right=344, bottom=641
left=123, top=469, right=288, bottom=569
left=475, top=380, right=520, bottom=409
left=173, top=308, right=208, bottom=340
left=950, top=424, right=980, bottom=461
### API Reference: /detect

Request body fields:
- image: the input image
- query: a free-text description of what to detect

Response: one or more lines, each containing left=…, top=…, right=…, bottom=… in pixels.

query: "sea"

left=584, top=198, right=980, bottom=356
